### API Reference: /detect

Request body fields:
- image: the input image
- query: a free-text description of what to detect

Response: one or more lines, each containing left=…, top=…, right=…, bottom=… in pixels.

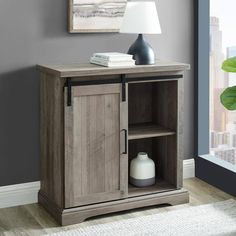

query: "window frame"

left=195, top=0, right=236, bottom=196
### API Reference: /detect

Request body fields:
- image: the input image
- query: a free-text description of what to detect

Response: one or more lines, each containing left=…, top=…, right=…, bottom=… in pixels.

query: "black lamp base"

left=128, top=34, right=155, bottom=65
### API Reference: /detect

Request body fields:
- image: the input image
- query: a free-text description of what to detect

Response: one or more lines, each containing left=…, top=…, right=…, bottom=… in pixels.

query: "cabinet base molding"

left=39, top=189, right=189, bottom=226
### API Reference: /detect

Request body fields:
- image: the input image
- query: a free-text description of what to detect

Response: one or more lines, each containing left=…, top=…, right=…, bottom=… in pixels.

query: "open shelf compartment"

left=128, top=81, right=178, bottom=141
left=127, top=80, right=178, bottom=198
left=128, top=137, right=178, bottom=197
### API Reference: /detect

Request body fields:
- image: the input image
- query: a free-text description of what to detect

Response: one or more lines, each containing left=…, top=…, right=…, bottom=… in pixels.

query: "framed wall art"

left=68, top=0, right=127, bottom=33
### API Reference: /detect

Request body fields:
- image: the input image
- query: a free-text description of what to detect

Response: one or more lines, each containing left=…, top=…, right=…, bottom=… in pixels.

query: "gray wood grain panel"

left=128, top=123, right=175, bottom=140
left=40, top=73, right=65, bottom=208
left=128, top=179, right=176, bottom=197
left=177, top=79, right=184, bottom=188
left=128, top=83, right=153, bottom=125
left=61, top=189, right=189, bottom=225
left=153, top=80, right=178, bottom=130
left=64, top=84, right=128, bottom=208
left=37, top=61, right=190, bottom=78
left=119, top=83, right=129, bottom=198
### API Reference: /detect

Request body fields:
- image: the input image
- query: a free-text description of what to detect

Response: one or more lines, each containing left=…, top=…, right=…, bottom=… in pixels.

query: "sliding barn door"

left=64, top=83, right=128, bottom=208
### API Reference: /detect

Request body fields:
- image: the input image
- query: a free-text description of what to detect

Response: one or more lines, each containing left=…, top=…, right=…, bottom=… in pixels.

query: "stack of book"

left=90, top=52, right=135, bottom=67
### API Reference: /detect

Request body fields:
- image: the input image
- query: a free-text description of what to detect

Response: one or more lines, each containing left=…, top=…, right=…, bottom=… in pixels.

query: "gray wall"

left=0, top=0, right=194, bottom=186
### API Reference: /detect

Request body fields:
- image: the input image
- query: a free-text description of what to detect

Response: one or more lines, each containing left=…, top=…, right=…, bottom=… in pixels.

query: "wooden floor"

left=0, top=178, right=235, bottom=236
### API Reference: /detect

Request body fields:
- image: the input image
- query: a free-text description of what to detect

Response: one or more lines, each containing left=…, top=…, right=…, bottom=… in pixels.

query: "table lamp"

left=120, top=1, right=162, bottom=65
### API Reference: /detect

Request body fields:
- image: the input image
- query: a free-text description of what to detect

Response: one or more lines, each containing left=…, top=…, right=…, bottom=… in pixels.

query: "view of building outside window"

left=210, top=0, right=236, bottom=165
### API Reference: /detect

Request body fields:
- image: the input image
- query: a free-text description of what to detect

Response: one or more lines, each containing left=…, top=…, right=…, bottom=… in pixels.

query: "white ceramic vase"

left=130, top=152, right=155, bottom=187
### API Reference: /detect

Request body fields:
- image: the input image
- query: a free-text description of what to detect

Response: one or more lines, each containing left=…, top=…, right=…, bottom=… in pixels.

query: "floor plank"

left=0, top=178, right=235, bottom=236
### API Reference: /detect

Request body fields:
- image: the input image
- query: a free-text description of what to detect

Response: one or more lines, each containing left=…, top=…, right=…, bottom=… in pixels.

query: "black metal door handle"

left=122, top=129, right=127, bottom=155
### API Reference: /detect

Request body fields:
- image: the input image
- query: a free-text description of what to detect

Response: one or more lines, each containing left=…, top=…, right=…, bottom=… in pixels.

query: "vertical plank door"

left=64, top=83, right=128, bottom=208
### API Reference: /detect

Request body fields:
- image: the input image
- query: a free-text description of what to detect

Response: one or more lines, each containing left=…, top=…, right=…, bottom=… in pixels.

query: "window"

left=210, top=0, right=236, bottom=166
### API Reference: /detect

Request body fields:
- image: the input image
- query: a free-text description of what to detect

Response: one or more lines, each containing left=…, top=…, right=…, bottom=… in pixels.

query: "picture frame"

left=68, top=0, right=127, bottom=33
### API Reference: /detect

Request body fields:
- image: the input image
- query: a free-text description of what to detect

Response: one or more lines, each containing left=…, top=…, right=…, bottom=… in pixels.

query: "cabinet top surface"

left=37, top=60, right=190, bottom=78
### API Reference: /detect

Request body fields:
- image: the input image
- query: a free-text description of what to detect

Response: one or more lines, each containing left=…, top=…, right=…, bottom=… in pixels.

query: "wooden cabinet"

left=38, top=61, right=190, bottom=226
left=64, top=84, right=128, bottom=208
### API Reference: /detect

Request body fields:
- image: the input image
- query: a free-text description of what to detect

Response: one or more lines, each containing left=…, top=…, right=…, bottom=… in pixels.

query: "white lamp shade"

left=120, top=1, right=162, bottom=34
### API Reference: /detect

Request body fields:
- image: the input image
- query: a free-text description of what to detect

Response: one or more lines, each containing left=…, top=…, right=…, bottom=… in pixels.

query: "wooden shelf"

left=128, top=123, right=175, bottom=140
left=128, top=179, right=176, bottom=198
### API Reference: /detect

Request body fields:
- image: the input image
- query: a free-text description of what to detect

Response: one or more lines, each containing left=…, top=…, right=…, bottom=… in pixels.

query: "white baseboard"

left=0, top=159, right=194, bottom=209
left=183, top=158, right=195, bottom=179
left=0, top=181, right=40, bottom=209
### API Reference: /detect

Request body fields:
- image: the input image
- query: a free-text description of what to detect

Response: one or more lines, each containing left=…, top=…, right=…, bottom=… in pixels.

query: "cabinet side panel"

left=153, top=81, right=179, bottom=187
left=177, top=78, right=184, bottom=188
left=40, top=73, right=64, bottom=208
